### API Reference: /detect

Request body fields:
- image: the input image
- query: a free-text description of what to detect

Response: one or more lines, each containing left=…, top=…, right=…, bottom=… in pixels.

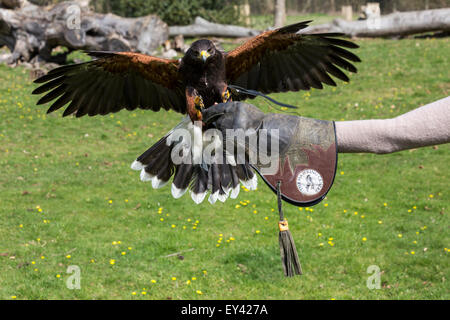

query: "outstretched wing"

left=225, top=21, right=361, bottom=98
left=32, top=51, right=186, bottom=117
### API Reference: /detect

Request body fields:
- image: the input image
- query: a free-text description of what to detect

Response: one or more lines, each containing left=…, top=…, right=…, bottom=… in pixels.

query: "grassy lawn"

left=0, top=36, right=449, bottom=300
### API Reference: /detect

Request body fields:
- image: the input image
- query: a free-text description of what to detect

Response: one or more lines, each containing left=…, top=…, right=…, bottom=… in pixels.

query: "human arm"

left=336, top=96, right=450, bottom=154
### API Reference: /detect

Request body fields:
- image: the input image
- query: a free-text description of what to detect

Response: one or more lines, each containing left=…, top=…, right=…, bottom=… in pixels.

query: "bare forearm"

left=335, top=96, right=450, bottom=154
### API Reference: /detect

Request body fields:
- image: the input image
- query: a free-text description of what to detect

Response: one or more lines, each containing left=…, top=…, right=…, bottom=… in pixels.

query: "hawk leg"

left=186, top=87, right=204, bottom=122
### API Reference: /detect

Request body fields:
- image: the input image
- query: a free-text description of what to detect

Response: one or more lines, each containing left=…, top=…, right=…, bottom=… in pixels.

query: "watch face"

left=296, top=169, right=324, bottom=196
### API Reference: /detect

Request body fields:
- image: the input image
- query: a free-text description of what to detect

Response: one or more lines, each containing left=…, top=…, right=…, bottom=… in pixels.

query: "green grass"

left=0, top=37, right=449, bottom=300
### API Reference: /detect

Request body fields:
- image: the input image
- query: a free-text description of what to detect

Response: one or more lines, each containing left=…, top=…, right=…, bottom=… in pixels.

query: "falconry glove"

left=203, top=101, right=338, bottom=207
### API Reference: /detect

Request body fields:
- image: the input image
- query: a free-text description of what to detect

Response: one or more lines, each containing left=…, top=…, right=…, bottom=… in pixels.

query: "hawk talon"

left=222, top=89, right=231, bottom=103
left=194, top=96, right=204, bottom=110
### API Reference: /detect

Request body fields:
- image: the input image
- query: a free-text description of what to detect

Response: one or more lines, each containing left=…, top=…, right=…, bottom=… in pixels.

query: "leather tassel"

left=277, top=181, right=302, bottom=277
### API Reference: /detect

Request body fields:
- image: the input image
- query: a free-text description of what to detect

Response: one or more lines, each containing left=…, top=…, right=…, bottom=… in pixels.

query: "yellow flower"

left=151, top=280, right=156, bottom=284
left=192, top=277, right=197, bottom=281
left=160, top=218, right=164, bottom=222
left=383, top=203, right=387, bottom=207
left=186, top=280, right=191, bottom=285
left=429, top=194, right=434, bottom=198
left=340, top=171, right=344, bottom=175
left=354, top=211, right=358, bottom=215
left=410, top=251, right=415, bottom=255
left=110, top=259, right=116, bottom=265
left=19, top=224, right=23, bottom=228
left=398, top=234, right=403, bottom=238
left=362, top=237, right=367, bottom=242
left=121, top=251, right=126, bottom=255
left=56, top=274, right=61, bottom=278
left=378, top=220, right=382, bottom=224
left=141, top=291, right=147, bottom=295
left=229, top=237, right=235, bottom=241
left=202, top=270, right=207, bottom=275
left=171, top=224, right=176, bottom=228
left=324, top=203, right=328, bottom=207
left=108, top=200, right=113, bottom=204
left=328, top=237, right=333, bottom=241
left=11, top=296, right=17, bottom=299
left=255, top=230, right=260, bottom=234
left=196, top=290, right=203, bottom=295
left=319, top=243, right=324, bottom=247
left=40, top=256, right=45, bottom=259
left=31, top=261, right=36, bottom=265
left=318, top=233, right=322, bottom=237
left=132, top=292, right=137, bottom=295
left=264, top=216, right=269, bottom=220
left=171, top=277, right=176, bottom=281
left=128, top=247, right=132, bottom=250
left=66, top=255, right=71, bottom=259
left=235, top=204, right=241, bottom=209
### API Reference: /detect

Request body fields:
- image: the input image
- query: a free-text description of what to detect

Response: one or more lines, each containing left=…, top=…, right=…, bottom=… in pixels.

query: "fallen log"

left=0, top=0, right=168, bottom=65
left=303, top=8, right=450, bottom=38
left=169, top=16, right=260, bottom=38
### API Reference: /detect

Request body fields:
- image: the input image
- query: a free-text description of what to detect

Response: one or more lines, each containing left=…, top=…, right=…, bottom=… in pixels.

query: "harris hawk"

left=32, top=21, right=360, bottom=204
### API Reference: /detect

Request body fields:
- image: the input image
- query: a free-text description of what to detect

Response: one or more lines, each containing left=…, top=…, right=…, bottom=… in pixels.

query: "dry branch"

left=169, top=16, right=260, bottom=38
left=303, top=8, right=450, bottom=37
left=0, top=0, right=168, bottom=65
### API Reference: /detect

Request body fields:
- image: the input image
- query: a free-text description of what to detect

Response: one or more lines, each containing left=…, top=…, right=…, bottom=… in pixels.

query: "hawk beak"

left=199, top=50, right=210, bottom=62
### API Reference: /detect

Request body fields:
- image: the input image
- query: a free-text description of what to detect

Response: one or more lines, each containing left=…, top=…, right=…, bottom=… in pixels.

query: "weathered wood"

left=169, top=16, right=259, bottom=38
left=274, top=0, right=286, bottom=28
left=0, top=0, right=168, bottom=65
left=341, top=5, right=353, bottom=21
left=304, top=8, right=450, bottom=37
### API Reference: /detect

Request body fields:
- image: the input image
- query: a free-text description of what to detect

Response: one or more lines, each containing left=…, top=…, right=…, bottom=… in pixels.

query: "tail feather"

left=131, top=117, right=258, bottom=204
left=190, top=166, right=208, bottom=204
left=171, top=164, right=194, bottom=198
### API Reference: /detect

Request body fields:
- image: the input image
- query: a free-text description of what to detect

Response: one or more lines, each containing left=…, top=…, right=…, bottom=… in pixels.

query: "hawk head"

left=184, top=39, right=219, bottom=64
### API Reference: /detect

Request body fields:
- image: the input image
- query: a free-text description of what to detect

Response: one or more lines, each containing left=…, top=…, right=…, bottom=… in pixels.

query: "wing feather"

left=33, top=51, right=185, bottom=117
left=225, top=21, right=360, bottom=98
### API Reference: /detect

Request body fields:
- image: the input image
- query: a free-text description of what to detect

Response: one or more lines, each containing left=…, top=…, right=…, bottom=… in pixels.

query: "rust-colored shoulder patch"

left=94, top=52, right=180, bottom=89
